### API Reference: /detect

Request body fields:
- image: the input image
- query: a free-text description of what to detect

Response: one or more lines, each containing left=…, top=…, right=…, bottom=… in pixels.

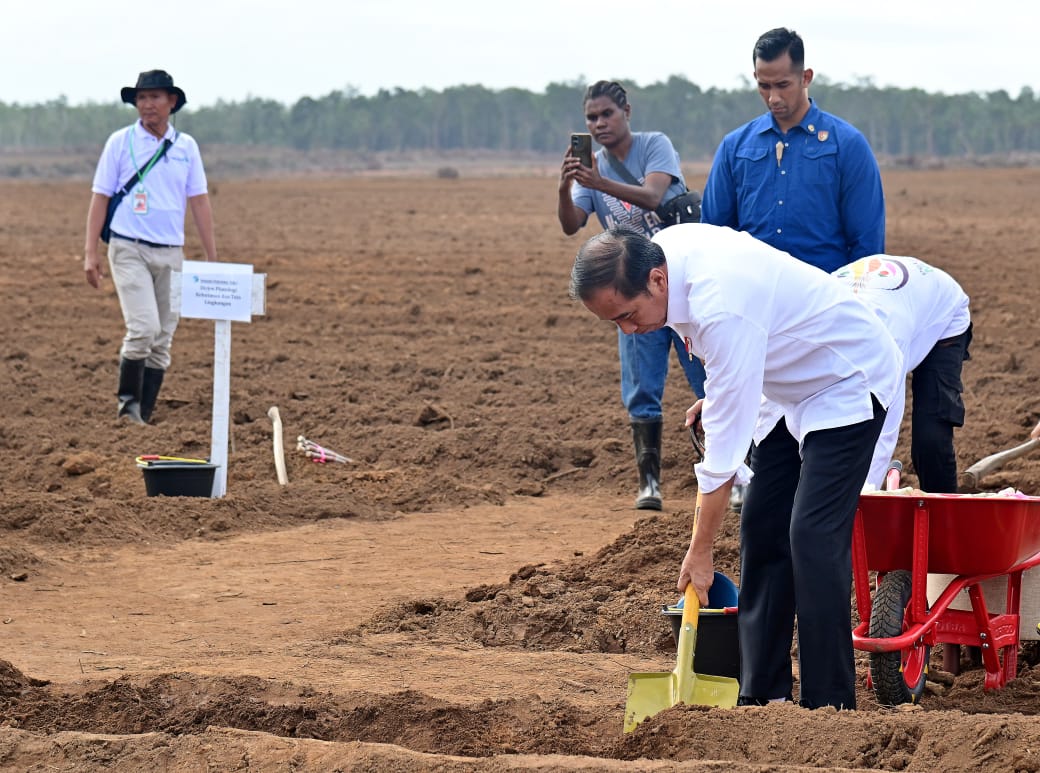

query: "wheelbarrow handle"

left=884, top=460, right=902, bottom=491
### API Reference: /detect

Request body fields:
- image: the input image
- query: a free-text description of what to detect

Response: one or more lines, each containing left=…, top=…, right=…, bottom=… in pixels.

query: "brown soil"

left=2, top=168, right=1040, bottom=771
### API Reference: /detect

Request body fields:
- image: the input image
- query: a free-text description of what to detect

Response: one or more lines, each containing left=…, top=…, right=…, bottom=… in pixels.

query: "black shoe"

left=738, top=695, right=792, bottom=706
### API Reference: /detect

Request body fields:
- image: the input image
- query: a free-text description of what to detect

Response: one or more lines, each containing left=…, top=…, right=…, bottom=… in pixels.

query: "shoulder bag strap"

left=602, top=150, right=642, bottom=187
left=604, top=147, right=689, bottom=195
left=116, top=137, right=173, bottom=197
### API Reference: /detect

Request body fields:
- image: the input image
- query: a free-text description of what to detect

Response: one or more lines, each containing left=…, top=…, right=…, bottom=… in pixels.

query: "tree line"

left=2, top=77, right=1038, bottom=161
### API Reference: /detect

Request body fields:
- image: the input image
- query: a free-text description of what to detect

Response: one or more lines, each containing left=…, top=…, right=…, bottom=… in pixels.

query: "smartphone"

left=570, top=133, right=593, bottom=167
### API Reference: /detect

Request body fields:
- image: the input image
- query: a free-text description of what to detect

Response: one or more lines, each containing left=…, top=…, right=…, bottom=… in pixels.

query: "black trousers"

left=911, top=324, right=972, bottom=493
left=737, top=397, right=886, bottom=709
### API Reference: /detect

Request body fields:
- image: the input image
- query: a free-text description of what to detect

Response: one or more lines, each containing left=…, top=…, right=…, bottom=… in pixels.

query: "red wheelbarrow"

left=851, top=488, right=1040, bottom=705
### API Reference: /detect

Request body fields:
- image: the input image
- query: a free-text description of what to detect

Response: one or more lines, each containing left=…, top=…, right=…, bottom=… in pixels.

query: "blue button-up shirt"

left=701, top=100, right=885, bottom=273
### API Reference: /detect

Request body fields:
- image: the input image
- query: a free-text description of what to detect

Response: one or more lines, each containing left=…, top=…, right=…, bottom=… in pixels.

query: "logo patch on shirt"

left=834, top=257, right=909, bottom=292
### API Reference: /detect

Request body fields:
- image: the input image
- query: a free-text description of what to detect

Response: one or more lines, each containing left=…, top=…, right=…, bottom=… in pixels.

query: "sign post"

left=175, top=261, right=266, bottom=497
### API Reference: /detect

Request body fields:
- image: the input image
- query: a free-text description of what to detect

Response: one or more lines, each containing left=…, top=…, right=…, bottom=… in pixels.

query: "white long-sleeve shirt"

left=653, top=224, right=905, bottom=494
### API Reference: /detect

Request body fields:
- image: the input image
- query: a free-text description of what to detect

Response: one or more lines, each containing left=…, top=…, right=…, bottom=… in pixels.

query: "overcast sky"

left=6, top=1, right=1036, bottom=108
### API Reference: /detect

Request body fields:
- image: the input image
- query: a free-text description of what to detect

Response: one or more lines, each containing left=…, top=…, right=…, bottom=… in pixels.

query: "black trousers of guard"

left=911, top=324, right=972, bottom=494
left=737, top=396, right=886, bottom=710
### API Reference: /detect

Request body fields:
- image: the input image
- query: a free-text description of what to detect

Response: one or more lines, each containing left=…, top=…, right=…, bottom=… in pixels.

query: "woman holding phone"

left=557, top=80, right=706, bottom=512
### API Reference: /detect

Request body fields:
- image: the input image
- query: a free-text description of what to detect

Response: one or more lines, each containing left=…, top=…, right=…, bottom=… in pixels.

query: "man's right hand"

left=83, top=193, right=110, bottom=288
left=678, top=542, right=714, bottom=607
left=677, top=481, right=733, bottom=606
left=84, top=251, right=104, bottom=289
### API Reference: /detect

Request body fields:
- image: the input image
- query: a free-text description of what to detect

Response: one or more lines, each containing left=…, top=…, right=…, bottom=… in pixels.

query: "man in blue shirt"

left=702, top=28, right=884, bottom=273
left=701, top=27, right=886, bottom=509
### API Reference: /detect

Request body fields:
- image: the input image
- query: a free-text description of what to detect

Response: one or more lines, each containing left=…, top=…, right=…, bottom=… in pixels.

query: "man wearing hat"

left=83, top=69, right=218, bottom=424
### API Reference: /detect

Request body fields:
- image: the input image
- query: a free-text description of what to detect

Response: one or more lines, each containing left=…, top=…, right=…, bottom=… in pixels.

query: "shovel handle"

left=680, top=489, right=705, bottom=630
left=674, top=583, right=702, bottom=703
left=680, top=579, right=701, bottom=630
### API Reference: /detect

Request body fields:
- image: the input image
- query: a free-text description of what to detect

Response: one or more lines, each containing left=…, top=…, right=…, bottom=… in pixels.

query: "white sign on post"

left=175, top=261, right=266, bottom=498
left=181, top=260, right=253, bottom=322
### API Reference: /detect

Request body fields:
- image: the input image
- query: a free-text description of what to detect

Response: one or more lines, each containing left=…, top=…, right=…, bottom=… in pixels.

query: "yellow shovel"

left=623, top=496, right=740, bottom=732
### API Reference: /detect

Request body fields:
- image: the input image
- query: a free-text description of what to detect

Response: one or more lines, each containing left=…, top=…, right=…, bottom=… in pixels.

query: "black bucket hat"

left=121, top=70, right=187, bottom=113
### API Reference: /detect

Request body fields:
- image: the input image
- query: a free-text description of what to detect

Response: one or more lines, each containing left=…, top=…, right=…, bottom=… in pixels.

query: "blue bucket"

left=669, top=571, right=739, bottom=610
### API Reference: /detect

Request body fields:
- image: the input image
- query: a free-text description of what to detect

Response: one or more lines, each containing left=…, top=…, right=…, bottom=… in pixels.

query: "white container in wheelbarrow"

left=926, top=568, right=1040, bottom=641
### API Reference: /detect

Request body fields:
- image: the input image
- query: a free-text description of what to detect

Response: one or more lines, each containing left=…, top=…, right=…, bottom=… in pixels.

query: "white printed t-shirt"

left=834, top=255, right=969, bottom=487
left=757, top=254, right=971, bottom=489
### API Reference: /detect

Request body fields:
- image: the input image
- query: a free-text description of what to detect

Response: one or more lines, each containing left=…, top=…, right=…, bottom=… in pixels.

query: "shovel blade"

left=623, top=669, right=739, bottom=732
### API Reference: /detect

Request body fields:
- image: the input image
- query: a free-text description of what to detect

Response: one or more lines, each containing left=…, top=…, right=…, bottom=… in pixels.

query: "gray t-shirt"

left=571, top=131, right=686, bottom=237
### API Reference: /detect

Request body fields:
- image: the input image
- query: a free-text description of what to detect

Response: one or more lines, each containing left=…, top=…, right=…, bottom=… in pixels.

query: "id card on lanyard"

left=128, top=129, right=173, bottom=216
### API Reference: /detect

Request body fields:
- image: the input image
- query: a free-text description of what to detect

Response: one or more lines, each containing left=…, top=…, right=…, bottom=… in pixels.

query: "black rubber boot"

left=140, top=367, right=165, bottom=424
left=631, top=418, right=663, bottom=511
left=117, top=357, right=146, bottom=425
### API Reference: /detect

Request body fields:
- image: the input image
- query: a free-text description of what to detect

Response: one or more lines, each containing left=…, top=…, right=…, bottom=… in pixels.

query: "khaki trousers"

left=108, top=238, right=184, bottom=370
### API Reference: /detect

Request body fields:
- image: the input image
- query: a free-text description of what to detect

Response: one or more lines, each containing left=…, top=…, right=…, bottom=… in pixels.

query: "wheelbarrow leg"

left=967, top=583, right=1009, bottom=689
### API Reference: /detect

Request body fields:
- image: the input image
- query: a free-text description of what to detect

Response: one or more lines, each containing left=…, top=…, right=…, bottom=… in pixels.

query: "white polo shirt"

left=653, top=224, right=904, bottom=494
left=91, top=119, right=208, bottom=246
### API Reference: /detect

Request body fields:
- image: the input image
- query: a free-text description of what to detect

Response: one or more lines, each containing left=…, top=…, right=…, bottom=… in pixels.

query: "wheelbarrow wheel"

left=868, top=570, right=928, bottom=706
